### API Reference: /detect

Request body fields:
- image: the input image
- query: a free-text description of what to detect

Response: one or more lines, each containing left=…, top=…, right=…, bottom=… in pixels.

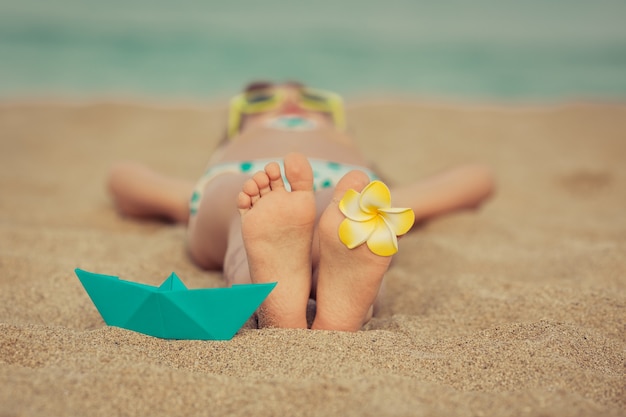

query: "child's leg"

left=107, top=162, right=194, bottom=224
left=187, top=172, right=251, bottom=270
left=236, top=153, right=316, bottom=329
left=392, top=164, right=494, bottom=222
left=312, top=170, right=391, bottom=331
left=311, top=165, right=494, bottom=331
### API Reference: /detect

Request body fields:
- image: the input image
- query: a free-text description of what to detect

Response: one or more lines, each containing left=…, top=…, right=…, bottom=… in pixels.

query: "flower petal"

left=379, top=207, right=415, bottom=236
left=366, top=217, right=399, bottom=256
left=339, top=189, right=375, bottom=221
left=338, top=218, right=376, bottom=249
left=359, top=180, right=391, bottom=213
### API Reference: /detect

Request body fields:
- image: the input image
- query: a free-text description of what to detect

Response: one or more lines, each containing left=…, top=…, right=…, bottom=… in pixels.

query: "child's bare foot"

left=237, top=153, right=316, bottom=329
left=312, top=171, right=393, bottom=331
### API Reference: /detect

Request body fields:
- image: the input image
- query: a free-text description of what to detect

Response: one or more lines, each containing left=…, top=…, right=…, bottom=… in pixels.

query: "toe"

left=237, top=191, right=252, bottom=212
left=252, top=170, right=272, bottom=197
left=284, top=153, right=313, bottom=192
left=264, top=162, right=285, bottom=191
left=333, top=170, right=371, bottom=200
left=242, top=177, right=261, bottom=205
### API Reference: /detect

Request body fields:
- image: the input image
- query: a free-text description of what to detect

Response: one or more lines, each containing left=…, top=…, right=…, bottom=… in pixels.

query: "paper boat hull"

left=75, top=268, right=276, bottom=340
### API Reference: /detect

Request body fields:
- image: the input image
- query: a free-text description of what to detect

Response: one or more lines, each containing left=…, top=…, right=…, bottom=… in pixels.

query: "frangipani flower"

left=338, top=180, right=415, bottom=257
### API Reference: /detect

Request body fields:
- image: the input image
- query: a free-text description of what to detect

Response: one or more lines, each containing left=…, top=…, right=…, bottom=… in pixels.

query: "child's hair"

left=244, top=80, right=305, bottom=93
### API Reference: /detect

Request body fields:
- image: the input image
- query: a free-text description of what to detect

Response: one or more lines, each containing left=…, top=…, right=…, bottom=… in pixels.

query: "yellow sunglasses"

left=227, top=86, right=346, bottom=138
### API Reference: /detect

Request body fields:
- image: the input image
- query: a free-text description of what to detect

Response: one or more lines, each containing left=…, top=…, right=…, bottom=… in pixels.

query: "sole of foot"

left=237, top=153, right=316, bottom=329
left=312, top=170, right=393, bottom=331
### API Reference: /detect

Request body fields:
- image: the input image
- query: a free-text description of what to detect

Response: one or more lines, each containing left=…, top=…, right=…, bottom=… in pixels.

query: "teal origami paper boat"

left=75, top=268, right=276, bottom=340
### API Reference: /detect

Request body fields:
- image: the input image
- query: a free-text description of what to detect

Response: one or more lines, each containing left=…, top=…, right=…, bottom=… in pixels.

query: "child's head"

left=227, top=81, right=345, bottom=137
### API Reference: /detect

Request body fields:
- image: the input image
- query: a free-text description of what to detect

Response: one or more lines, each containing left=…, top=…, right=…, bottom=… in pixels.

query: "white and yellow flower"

left=338, top=180, right=415, bottom=257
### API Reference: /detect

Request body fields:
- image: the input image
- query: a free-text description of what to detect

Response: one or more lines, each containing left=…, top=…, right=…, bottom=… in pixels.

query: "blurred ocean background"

left=1, top=0, right=625, bottom=102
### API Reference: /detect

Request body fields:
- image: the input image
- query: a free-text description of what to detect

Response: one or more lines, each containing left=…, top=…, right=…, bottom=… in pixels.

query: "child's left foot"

left=237, top=153, right=316, bottom=329
left=312, top=171, right=393, bottom=331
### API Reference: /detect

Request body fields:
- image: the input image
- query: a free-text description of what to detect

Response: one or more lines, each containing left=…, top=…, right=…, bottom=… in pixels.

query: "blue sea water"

left=1, top=0, right=625, bottom=101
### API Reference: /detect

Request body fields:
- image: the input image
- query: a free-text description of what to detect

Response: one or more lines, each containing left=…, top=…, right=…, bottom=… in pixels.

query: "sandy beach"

left=0, top=100, right=624, bottom=416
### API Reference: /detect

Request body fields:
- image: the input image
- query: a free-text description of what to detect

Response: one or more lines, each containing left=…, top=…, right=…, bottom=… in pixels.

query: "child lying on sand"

left=107, top=81, right=494, bottom=331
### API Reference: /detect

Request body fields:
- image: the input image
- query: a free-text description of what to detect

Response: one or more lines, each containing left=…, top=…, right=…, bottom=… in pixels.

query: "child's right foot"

left=237, top=153, right=316, bottom=329
left=312, top=171, right=393, bottom=331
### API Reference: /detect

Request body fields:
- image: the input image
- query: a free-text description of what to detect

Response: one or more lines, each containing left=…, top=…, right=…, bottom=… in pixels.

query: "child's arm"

left=391, top=164, right=495, bottom=223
